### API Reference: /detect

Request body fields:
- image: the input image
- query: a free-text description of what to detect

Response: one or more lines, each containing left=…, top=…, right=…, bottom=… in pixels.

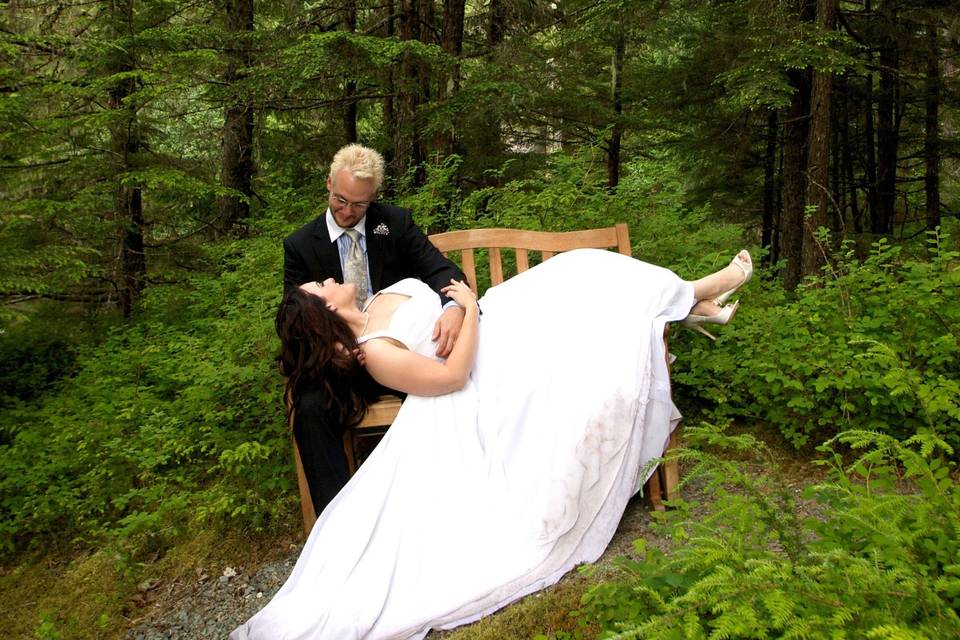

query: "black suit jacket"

left=283, top=203, right=465, bottom=307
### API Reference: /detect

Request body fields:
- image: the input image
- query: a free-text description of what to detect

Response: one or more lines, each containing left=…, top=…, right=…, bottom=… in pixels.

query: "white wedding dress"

left=231, top=248, right=694, bottom=640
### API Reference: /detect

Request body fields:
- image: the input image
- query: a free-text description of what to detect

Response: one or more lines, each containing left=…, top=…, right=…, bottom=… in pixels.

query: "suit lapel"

left=312, top=216, right=344, bottom=282
left=366, top=209, right=385, bottom=291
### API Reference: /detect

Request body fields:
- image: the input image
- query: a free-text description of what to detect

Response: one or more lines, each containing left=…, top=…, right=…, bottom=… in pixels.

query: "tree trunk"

left=875, top=1, right=898, bottom=235
left=218, top=0, right=255, bottom=236
left=488, top=0, right=505, bottom=49
left=802, top=0, right=836, bottom=275
left=774, top=135, right=783, bottom=266
left=395, top=0, right=428, bottom=184
left=471, top=0, right=506, bottom=172
left=438, top=0, right=466, bottom=154
left=106, top=0, right=146, bottom=318
left=762, top=109, right=778, bottom=264
left=607, top=29, right=625, bottom=191
left=382, top=0, right=396, bottom=184
left=863, top=72, right=878, bottom=234
left=924, top=21, right=941, bottom=236
left=839, top=73, right=861, bottom=234
left=782, top=69, right=811, bottom=290
left=441, top=0, right=465, bottom=93
left=343, top=0, right=358, bottom=143
left=779, top=0, right=815, bottom=288
left=830, top=102, right=842, bottom=232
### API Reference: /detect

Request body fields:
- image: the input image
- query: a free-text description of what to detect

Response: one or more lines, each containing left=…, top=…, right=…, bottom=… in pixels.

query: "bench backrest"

left=428, top=223, right=632, bottom=295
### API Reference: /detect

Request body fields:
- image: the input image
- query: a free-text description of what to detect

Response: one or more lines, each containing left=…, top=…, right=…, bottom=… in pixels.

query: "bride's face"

left=301, top=278, right=357, bottom=312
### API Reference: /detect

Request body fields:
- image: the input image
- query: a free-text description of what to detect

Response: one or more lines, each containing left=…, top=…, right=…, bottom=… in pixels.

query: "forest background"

left=2, top=0, right=960, bottom=637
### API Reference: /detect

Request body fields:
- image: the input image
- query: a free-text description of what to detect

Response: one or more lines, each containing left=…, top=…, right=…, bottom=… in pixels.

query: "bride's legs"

left=689, top=250, right=752, bottom=310
left=678, top=250, right=751, bottom=338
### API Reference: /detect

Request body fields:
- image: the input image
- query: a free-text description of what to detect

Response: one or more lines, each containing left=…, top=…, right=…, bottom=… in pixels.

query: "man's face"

left=327, top=168, right=376, bottom=228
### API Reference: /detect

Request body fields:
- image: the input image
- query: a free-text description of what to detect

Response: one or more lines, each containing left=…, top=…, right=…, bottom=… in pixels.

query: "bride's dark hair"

left=275, top=287, right=375, bottom=428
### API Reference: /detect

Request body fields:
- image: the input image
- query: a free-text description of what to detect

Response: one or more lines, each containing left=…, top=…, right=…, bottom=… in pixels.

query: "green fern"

left=564, top=425, right=960, bottom=640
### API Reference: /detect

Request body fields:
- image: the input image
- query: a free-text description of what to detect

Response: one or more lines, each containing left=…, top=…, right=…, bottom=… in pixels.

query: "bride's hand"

left=441, top=279, right=477, bottom=310
left=352, top=347, right=367, bottom=367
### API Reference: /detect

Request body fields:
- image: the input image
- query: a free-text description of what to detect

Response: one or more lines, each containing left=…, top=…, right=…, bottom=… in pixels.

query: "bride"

left=232, top=247, right=752, bottom=640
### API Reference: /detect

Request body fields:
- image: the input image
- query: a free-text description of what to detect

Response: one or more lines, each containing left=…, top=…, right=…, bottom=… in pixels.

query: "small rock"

left=137, top=578, right=160, bottom=592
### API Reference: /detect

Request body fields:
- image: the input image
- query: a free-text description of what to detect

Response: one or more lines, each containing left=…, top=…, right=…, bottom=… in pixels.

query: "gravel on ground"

left=126, top=492, right=665, bottom=639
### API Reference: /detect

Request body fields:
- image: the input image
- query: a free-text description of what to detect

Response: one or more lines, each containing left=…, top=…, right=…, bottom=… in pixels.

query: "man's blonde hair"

left=329, top=144, right=385, bottom=193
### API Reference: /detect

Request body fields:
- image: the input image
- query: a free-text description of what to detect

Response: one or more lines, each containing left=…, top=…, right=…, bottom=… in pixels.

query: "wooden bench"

left=291, top=223, right=680, bottom=534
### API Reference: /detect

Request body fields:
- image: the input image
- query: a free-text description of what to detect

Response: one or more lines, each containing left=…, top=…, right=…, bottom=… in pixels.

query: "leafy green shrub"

left=0, top=308, right=103, bottom=416
left=0, top=215, right=295, bottom=556
left=673, top=235, right=960, bottom=452
left=556, top=425, right=960, bottom=639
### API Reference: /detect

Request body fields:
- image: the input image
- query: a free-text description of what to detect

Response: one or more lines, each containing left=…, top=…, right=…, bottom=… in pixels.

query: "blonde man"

left=282, top=143, right=466, bottom=513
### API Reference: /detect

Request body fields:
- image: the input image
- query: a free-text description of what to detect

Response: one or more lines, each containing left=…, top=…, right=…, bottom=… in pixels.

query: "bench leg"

left=343, top=429, right=358, bottom=476
left=292, top=436, right=318, bottom=535
left=662, top=431, right=680, bottom=501
left=656, top=324, right=681, bottom=505
left=644, top=467, right=665, bottom=512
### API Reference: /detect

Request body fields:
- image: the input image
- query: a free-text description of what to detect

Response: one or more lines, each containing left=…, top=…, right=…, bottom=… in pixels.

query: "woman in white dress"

left=232, top=248, right=752, bottom=640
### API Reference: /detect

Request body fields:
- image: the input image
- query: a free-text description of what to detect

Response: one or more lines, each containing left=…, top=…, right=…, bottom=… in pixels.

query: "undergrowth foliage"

left=543, top=425, right=960, bottom=639
left=674, top=233, right=960, bottom=453
left=0, top=216, right=294, bottom=556
left=1, top=153, right=957, bottom=639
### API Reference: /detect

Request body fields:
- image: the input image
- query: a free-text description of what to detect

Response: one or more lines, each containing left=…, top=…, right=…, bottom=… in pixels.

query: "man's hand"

left=432, top=304, right=466, bottom=358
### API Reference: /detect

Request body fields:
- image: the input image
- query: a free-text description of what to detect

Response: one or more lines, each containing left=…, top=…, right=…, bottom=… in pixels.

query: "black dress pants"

left=292, top=385, right=350, bottom=516
left=292, top=379, right=398, bottom=515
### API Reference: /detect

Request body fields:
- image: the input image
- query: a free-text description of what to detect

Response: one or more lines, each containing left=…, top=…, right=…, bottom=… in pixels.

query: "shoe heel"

left=691, top=324, right=717, bottom=341
left=681, top=300, right=738, bottom=341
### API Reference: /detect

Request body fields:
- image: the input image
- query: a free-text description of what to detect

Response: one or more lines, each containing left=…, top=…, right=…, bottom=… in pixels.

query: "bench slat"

left=490, top=247, right=504, bottom=286
left=429, top=225, right=627, bottom=253
left=461, top=248, right=477, bottom=295
left=516, top=248, right=529, bottom=273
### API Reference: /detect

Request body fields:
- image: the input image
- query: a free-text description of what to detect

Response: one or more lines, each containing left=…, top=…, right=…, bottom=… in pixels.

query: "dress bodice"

left=356, top=279, right=443, bottom=359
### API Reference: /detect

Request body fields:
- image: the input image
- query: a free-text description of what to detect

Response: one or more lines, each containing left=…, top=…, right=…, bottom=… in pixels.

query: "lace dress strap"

left=356, top=329, right=396, bottom=346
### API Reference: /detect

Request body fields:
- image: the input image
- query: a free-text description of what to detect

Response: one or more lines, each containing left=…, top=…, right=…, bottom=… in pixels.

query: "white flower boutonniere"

left=373, top=223, right=390, bottom=236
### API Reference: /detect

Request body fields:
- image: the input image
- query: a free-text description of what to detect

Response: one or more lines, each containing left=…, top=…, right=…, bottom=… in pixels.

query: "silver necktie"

left=342, top=228, right=368, bottom=309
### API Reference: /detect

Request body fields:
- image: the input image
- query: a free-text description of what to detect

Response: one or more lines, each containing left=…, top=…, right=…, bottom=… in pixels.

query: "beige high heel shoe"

left=713, top=250, right=753, bottom=306
left=681, top=300, right=739, bottom=341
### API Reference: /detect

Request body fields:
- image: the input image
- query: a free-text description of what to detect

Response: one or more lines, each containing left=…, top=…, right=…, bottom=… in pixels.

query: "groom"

left=283, top=143, right=466, bottom=514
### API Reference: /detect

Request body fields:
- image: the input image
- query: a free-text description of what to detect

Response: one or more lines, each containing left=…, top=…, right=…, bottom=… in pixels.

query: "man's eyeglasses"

left=331, top=193, right=372, bottom=212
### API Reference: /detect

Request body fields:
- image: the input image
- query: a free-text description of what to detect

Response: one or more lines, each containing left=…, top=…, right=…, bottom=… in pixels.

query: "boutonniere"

left=373, top=223, right=390, bottom=236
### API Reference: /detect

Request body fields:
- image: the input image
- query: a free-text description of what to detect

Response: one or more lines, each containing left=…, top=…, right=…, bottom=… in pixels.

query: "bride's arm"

left=362, top=280, right=479, bottom=396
